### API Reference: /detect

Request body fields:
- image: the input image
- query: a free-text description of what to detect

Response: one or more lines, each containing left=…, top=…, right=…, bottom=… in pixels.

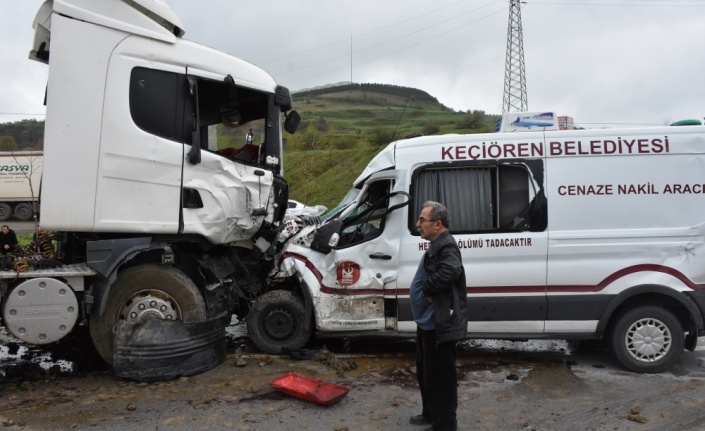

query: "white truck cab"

left=253, top=115, right=705, bottom=374
left=0, top=0, right=300, bottom=381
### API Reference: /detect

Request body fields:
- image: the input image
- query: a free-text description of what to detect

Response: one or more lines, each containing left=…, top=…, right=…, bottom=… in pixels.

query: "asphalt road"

left=3, top=220, right=35, bottom=234
left=1, top=327, right=704, bottom=431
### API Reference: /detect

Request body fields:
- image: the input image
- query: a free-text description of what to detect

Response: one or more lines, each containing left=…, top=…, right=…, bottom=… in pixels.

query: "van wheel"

left=247, top=290, right=312, bottom=354
left=610, top=305, right=683, bottom=373
left=0, top=203, right=11, bottom=221
left=89, top=264, right=207, bottom=366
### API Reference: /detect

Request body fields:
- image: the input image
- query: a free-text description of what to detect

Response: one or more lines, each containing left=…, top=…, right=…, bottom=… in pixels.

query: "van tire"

left=610, top=305, right=683, bottom=373
left=89, top=264, right=207, bottom=366
left=247, top=290, right=312, bottom=354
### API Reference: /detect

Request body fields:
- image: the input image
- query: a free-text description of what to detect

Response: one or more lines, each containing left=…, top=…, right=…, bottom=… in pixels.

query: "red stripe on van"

left=281, top=254, right=705, bottom=296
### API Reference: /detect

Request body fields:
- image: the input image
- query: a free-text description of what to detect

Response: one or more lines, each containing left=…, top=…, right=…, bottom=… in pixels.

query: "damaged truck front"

left=0, top=0, right=299, bottom=381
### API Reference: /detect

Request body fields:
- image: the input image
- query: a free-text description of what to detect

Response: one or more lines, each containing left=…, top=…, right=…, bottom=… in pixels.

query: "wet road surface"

left=1, top=325, right=704, bottom=431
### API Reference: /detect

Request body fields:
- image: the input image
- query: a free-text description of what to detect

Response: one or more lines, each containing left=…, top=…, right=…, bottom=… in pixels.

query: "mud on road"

left=1, top=326, right=704, bottom=431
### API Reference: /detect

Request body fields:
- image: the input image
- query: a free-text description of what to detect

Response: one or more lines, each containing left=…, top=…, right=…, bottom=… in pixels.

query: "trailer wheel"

left=89, top=264, right=206, bottom=366
left=14, top=203, right=34, bottom=221
left=610, top=305, right=683, bottom=373
left=0, top=203, right=11, bottom=221
left=247, top=290, right=312, bottom=354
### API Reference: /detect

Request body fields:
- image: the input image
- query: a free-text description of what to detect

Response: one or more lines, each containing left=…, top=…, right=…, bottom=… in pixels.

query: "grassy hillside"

left=284, top=83, right=498, bottom=209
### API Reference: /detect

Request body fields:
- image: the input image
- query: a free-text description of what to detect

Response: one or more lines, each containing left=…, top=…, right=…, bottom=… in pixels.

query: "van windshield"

left=321, top=188, right=360, bottom=221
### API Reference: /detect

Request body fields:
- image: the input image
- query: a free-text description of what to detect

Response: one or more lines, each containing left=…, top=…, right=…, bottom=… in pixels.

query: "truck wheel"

left=610, top=305, right=683, bottom=373
left=0, top=203, right=11, bottom=221
left=247, top=290, right=312, bottom=354
left=14, top=203, right=34, bottom=221
left=89, top=264, right=207, bottom=366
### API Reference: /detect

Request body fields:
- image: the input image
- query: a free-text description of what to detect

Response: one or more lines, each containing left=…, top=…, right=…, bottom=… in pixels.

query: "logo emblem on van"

left=336, top=261, right=361, bottom=286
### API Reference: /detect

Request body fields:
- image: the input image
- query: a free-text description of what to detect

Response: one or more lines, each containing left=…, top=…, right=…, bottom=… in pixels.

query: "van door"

left=314, top=175, right=408, bottom=331
left=400, top=160, right=549, bottom=334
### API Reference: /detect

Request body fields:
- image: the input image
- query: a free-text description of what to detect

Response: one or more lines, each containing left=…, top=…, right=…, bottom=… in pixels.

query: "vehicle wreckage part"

left=2, top=277, right=79, bottom=344
left=112, top=313, right=227, bottom=382
left=89, top=264, right=207, bottom=366
left=247, top=290, right=312, bottom=354
left=610, top=305, right=684, bottom=373
left=270, top=372, right=349, bottom=405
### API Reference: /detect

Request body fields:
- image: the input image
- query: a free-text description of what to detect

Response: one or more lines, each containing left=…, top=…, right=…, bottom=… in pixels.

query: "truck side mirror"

left=274, top=85, right=293, bottom=111
left=284, top=110, right=301, bottom=134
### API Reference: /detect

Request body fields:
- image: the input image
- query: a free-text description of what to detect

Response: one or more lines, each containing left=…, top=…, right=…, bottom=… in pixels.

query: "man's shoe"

left=410, top=414, right=432, bottom=425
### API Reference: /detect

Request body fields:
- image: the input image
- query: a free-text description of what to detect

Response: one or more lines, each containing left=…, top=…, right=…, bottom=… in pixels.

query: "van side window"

left=412, top=163, right=546, bottom=233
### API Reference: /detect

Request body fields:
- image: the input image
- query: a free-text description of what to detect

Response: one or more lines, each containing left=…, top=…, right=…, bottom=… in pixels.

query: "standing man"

left=0, top=224, right=19, bottom=255
left=245, top=128, right=254, bottom=145
left=409, top=201, right=467, bottom=431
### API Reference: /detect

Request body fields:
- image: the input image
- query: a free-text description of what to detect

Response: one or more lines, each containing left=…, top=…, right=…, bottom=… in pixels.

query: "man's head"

left=416, top=201, right=449, bottom=241
left=1, top=225, right=9, bottom=234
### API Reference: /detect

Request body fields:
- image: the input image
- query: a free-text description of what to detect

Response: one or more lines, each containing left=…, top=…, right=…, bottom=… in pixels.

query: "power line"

left=279, top=5, right=507, bottom=84
left=530, top=1, right=705, bottom=6
left=255, top=0, right=496, bottom=66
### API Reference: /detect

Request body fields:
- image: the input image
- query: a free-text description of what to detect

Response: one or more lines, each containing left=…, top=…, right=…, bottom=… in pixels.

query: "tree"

left=0, top=136, right=18, bottom=151
left=368, top=127, right=392, bottom=146
left=314, top=116, right=329, bottom=132
left=421, top=122, right=440, bottom=135
left=9, top=151, right=42, bottom=222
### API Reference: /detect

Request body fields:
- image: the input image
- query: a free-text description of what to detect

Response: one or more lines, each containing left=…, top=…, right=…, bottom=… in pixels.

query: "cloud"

left=2, top=0, right=703, bottom=128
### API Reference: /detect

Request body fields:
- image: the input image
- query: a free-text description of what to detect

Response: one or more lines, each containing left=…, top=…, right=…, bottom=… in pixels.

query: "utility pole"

left=502, top=0, right=528, bottom=113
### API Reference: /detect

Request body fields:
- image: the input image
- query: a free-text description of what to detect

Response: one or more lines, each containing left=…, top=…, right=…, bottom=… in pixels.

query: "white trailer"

left=0, top=151, right=42, bottom=221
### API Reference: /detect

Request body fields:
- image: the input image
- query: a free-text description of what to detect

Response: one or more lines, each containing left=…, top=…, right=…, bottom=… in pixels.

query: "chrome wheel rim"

left=625, top=317, right=672, bottom=363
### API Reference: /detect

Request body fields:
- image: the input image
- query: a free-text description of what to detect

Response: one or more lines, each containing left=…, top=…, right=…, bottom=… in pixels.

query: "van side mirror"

left=310, top=220, right=342, bottom=254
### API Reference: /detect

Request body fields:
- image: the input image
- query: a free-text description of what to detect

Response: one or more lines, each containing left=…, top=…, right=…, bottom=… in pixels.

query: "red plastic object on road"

left=269, top=372, right=350, bottom=405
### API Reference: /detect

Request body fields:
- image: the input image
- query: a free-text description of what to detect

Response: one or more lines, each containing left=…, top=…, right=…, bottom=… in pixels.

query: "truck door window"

left=129, top=67, right=272, bottom=166
left=130, top=67, right=190, bottom=142
left=337, top=180, right=393, bottom=247
left=412, top=163, right=546, bottom=234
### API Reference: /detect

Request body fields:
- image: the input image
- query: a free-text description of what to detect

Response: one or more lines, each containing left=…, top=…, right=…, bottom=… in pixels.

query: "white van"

left=248, top=118, right=705, bottom=373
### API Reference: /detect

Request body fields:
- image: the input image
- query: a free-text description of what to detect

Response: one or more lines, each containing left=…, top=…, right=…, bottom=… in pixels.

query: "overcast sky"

left=2, top=0, right=704, bottom=128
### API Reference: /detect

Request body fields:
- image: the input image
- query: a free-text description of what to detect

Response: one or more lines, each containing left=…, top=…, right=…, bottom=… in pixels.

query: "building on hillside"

left=558, top=116, right=574, bottom=130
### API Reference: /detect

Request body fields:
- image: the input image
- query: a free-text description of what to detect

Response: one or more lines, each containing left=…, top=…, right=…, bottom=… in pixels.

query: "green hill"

left=285, top=83, right=498, bottom=209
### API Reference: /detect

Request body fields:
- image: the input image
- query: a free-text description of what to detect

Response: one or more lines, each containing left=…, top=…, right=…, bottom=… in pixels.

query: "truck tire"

left=610, top=305, right=684, bottom=373
left=89, top=264, right=207, bottom=366
left=247, top=290, right=312, bottom=354
left=14, top=203, right=34, bottom=221
left=0, top=203, right=11, bottom=221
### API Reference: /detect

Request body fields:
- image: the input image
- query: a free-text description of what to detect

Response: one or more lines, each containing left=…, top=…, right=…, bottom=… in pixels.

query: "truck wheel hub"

left=120, top=290, right=180, bottom=323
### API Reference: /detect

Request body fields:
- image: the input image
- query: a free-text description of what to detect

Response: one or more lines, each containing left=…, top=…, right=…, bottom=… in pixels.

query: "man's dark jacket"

left=0, top=229, right=18, bottom=252
left=421, top=230, right=468, bottom=343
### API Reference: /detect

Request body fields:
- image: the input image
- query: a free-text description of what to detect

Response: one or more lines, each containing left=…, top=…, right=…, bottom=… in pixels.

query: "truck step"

left=0, top=263, right=96, bottom=280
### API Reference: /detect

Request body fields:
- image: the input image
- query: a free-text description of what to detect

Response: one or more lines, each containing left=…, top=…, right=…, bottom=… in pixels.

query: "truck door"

left=96, top=56, right=188, bottom=232
left=315, top=175, right=408, bottom=331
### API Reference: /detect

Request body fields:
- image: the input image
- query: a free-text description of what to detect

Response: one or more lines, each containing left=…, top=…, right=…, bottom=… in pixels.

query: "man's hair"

left=423, top=201, right=449, bottom=228
left=1, top=225, right=8, bottom=230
